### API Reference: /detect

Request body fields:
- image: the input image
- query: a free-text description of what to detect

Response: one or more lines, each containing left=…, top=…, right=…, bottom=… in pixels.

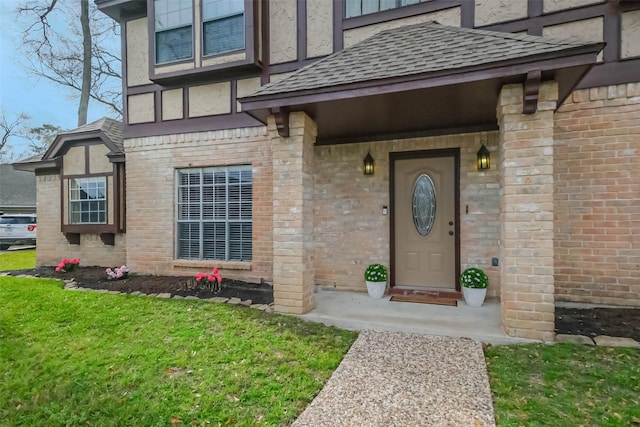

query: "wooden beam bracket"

left=272, top=107, right=290, bottom=137
left=523, top=70, right=542, bottom=114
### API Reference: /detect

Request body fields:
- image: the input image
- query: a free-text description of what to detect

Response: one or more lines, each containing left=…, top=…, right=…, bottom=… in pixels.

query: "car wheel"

left=0, top=244, right=9, bottom=250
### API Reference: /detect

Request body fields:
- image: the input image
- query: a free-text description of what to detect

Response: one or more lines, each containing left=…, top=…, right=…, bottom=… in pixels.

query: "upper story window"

left=155, top=0, right=193, bottom=64
left=346, top=0, right=428, bottom=18
left=202, top=0, right=245, bottom=57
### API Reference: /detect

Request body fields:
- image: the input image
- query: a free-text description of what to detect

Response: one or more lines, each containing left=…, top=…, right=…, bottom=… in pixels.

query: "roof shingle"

left=248, top=23, right=602, bottom=98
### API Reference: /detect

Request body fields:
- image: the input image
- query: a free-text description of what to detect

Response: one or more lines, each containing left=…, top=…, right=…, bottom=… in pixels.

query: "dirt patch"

left=8, top=266, right=273, bottom=305
left=555, top=306, right=640, bottom=342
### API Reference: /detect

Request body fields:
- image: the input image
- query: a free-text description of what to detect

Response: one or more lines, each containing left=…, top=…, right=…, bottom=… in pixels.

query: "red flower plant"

left=55, top=258, right=80, bottom=273
left=195, top=267, right=222, bottom=292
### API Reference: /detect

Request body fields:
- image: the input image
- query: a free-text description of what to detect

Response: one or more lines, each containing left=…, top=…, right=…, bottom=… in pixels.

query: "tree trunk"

left=78, top=0, right=91, bottom=126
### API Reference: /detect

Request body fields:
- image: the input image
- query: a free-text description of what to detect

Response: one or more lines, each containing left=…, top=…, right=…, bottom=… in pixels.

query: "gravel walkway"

left=293, top=330, right=496, bottom=427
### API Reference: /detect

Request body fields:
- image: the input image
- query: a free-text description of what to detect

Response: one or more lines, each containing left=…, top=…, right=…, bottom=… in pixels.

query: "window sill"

left=173, top=260, right=251, bottom=271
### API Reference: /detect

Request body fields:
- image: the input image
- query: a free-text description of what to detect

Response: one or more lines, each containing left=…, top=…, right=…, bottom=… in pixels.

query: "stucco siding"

left=344, top=7, right=461, bottom=47
left=89, top=144, right=111, bottom=174
left=621, top=10, right=640, bottom=59
left=126, top=18, right=152, bottom=87
left=128, top=93, right=155, bottom=124
left=307, top=0, right=333, bottom=57
left=188, top=82, right=231, bottom=117
left=543, top=0, right=604, bottom=13
left=474, top=0, right=528, bottom=27
left=269, top=0, right=297, bottom=64
left=162, top=89, right=184, bottom=121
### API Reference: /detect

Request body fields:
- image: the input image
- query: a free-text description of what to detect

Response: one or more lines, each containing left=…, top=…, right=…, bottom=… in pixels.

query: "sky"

left=0, top=0, right=121, bottom=157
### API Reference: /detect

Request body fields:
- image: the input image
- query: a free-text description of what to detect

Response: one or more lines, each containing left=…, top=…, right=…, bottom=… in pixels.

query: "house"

left=16, top=0, right=640, bottom=341
left=0, top=164, right=36, bottom=215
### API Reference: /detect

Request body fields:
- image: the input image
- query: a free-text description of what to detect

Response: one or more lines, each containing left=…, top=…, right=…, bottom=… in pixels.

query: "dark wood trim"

left=577, top=57, right=640, bottom=88
left=153, top=89, right=161, bottom=123
left=460, top=0, right=474, bottom=28
left=389, top=148, right=461, bottom=290
left=523, top=70, right=542, bottom=114
left=341, top=0, right=461, bottom=30
left=272, top=107, right=290, bottom=137
left=122, top=113, right=263, bottom=139
left=62, top=224, right=117, bottom=234
left=147, top=0, right=261, bottom=83
left=528, top=0, right=543, bottom=18
left=261, top=0, right=270, bottom=84
left=183, top=86, right=189, bottom=120
left=100, top=233, right=116, bottom=246
left=333, top=0, right=343, bottom=52
left=122, top=18, right=129, bottom=125
left=64, top=233, right=80, bottom=245
left=84, top=145, right=90, bottom=175
left=242, top=51, right=599, bottom=110
left=316, top=124, right=498, bottom=146
left=268, top=58, right=323, bottom=75
left=231, top=79, right=238, bottom=114
left=297, top=0, right=307, bottom=61
left=126, top=83, right=162, bottom=95
left=603, top=2, right=620, bottom=62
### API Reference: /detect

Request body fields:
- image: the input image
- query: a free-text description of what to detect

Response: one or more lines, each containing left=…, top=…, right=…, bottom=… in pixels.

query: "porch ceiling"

left=240, top=23, right=603, bottom=144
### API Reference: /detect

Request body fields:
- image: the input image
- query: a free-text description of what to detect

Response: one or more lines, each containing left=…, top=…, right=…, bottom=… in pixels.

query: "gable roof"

left=13, top=117, right=124, bottom=172
left=240, top=22, right=603, bottom=144
left=61, top=117, right=124, bottom=151
left=247, top=22, right=603, bottom=100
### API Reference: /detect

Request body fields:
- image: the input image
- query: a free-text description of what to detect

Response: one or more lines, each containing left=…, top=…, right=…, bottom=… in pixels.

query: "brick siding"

left=554, top=83, right=640, bottom=306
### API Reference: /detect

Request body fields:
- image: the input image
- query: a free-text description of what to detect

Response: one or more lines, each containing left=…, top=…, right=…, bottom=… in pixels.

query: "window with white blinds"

left=176, top=166, right=252, bottom=261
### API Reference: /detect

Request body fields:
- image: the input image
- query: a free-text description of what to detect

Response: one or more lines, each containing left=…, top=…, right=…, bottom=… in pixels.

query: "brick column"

left=269, top=112, right=316, bottom=314
left=497, top=82, right=557, bottom=341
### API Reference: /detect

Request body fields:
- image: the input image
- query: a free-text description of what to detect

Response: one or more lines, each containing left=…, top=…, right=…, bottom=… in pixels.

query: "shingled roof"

left=62, top=117, right=123, bottom=151
left=247, top=22, right=603, bottom=99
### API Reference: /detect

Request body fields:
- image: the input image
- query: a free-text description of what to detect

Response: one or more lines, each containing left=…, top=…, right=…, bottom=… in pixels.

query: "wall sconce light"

left=477, top=144, right=490, bottom=170
left=364, top=151, right=374, bottom=175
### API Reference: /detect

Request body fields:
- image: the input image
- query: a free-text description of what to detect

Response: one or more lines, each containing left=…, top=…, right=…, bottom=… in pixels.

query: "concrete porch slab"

left=299, top=288, right=535, bottom=345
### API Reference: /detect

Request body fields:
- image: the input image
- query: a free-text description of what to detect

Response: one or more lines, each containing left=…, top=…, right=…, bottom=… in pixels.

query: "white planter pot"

left=366, top=281, right=387, bottom=299
left=462, top=287, right=487, bottom=307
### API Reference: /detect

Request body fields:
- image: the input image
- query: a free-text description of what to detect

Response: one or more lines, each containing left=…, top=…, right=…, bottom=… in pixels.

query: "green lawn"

left=0, top=277, right=357, bottom=426
left=486, top=343, right=640, bottom=426
left=2, top=268, right=639, bottom=426
left=0, top=249, right=36, bottom=271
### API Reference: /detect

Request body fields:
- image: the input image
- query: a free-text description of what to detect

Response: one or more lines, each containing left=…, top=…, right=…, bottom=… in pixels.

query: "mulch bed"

left=5, top=267, right=639, bottom=340
left=7, top=266, right=273, bottom=305
left=555, top=306, right=640, bottom=342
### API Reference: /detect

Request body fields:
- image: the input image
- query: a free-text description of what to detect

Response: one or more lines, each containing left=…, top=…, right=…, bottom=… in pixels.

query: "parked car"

left=0, top=214, right=37, bottom=250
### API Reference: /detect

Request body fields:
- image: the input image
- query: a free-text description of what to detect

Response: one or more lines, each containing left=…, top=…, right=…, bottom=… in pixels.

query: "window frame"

left=345, top=0, right=428, bottom=18
left=69, top=177, right=108, bottom=225
left=201, top=0, right=246, bottom=58
left=153, top=0, right=195, bottom=65
left=148, top=0, right=261, bottom=81
left=175, top=166, right=253, bottom=262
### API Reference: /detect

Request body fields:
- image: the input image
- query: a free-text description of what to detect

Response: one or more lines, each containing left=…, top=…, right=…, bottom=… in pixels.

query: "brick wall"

left=554, top=82, right=640, bottom=306
left=314, top=131, right=502, bottom=297
left=498, top=82, right=557, bottom=341
left=123, top=126, right=273, bottom=284
left=35, top=174, right=126, bottom=267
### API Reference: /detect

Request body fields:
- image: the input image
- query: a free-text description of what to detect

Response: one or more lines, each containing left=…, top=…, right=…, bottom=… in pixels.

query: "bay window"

left=69, top=177, right=107, bottom=224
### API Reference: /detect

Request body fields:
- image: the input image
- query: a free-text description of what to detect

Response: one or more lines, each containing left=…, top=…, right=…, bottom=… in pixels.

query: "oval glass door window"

left=412, top=174, right=436, bottom=237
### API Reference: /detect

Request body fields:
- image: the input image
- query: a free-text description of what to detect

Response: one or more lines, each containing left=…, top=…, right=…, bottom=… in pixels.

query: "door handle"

left=449, top=221, right=453, bottom=226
